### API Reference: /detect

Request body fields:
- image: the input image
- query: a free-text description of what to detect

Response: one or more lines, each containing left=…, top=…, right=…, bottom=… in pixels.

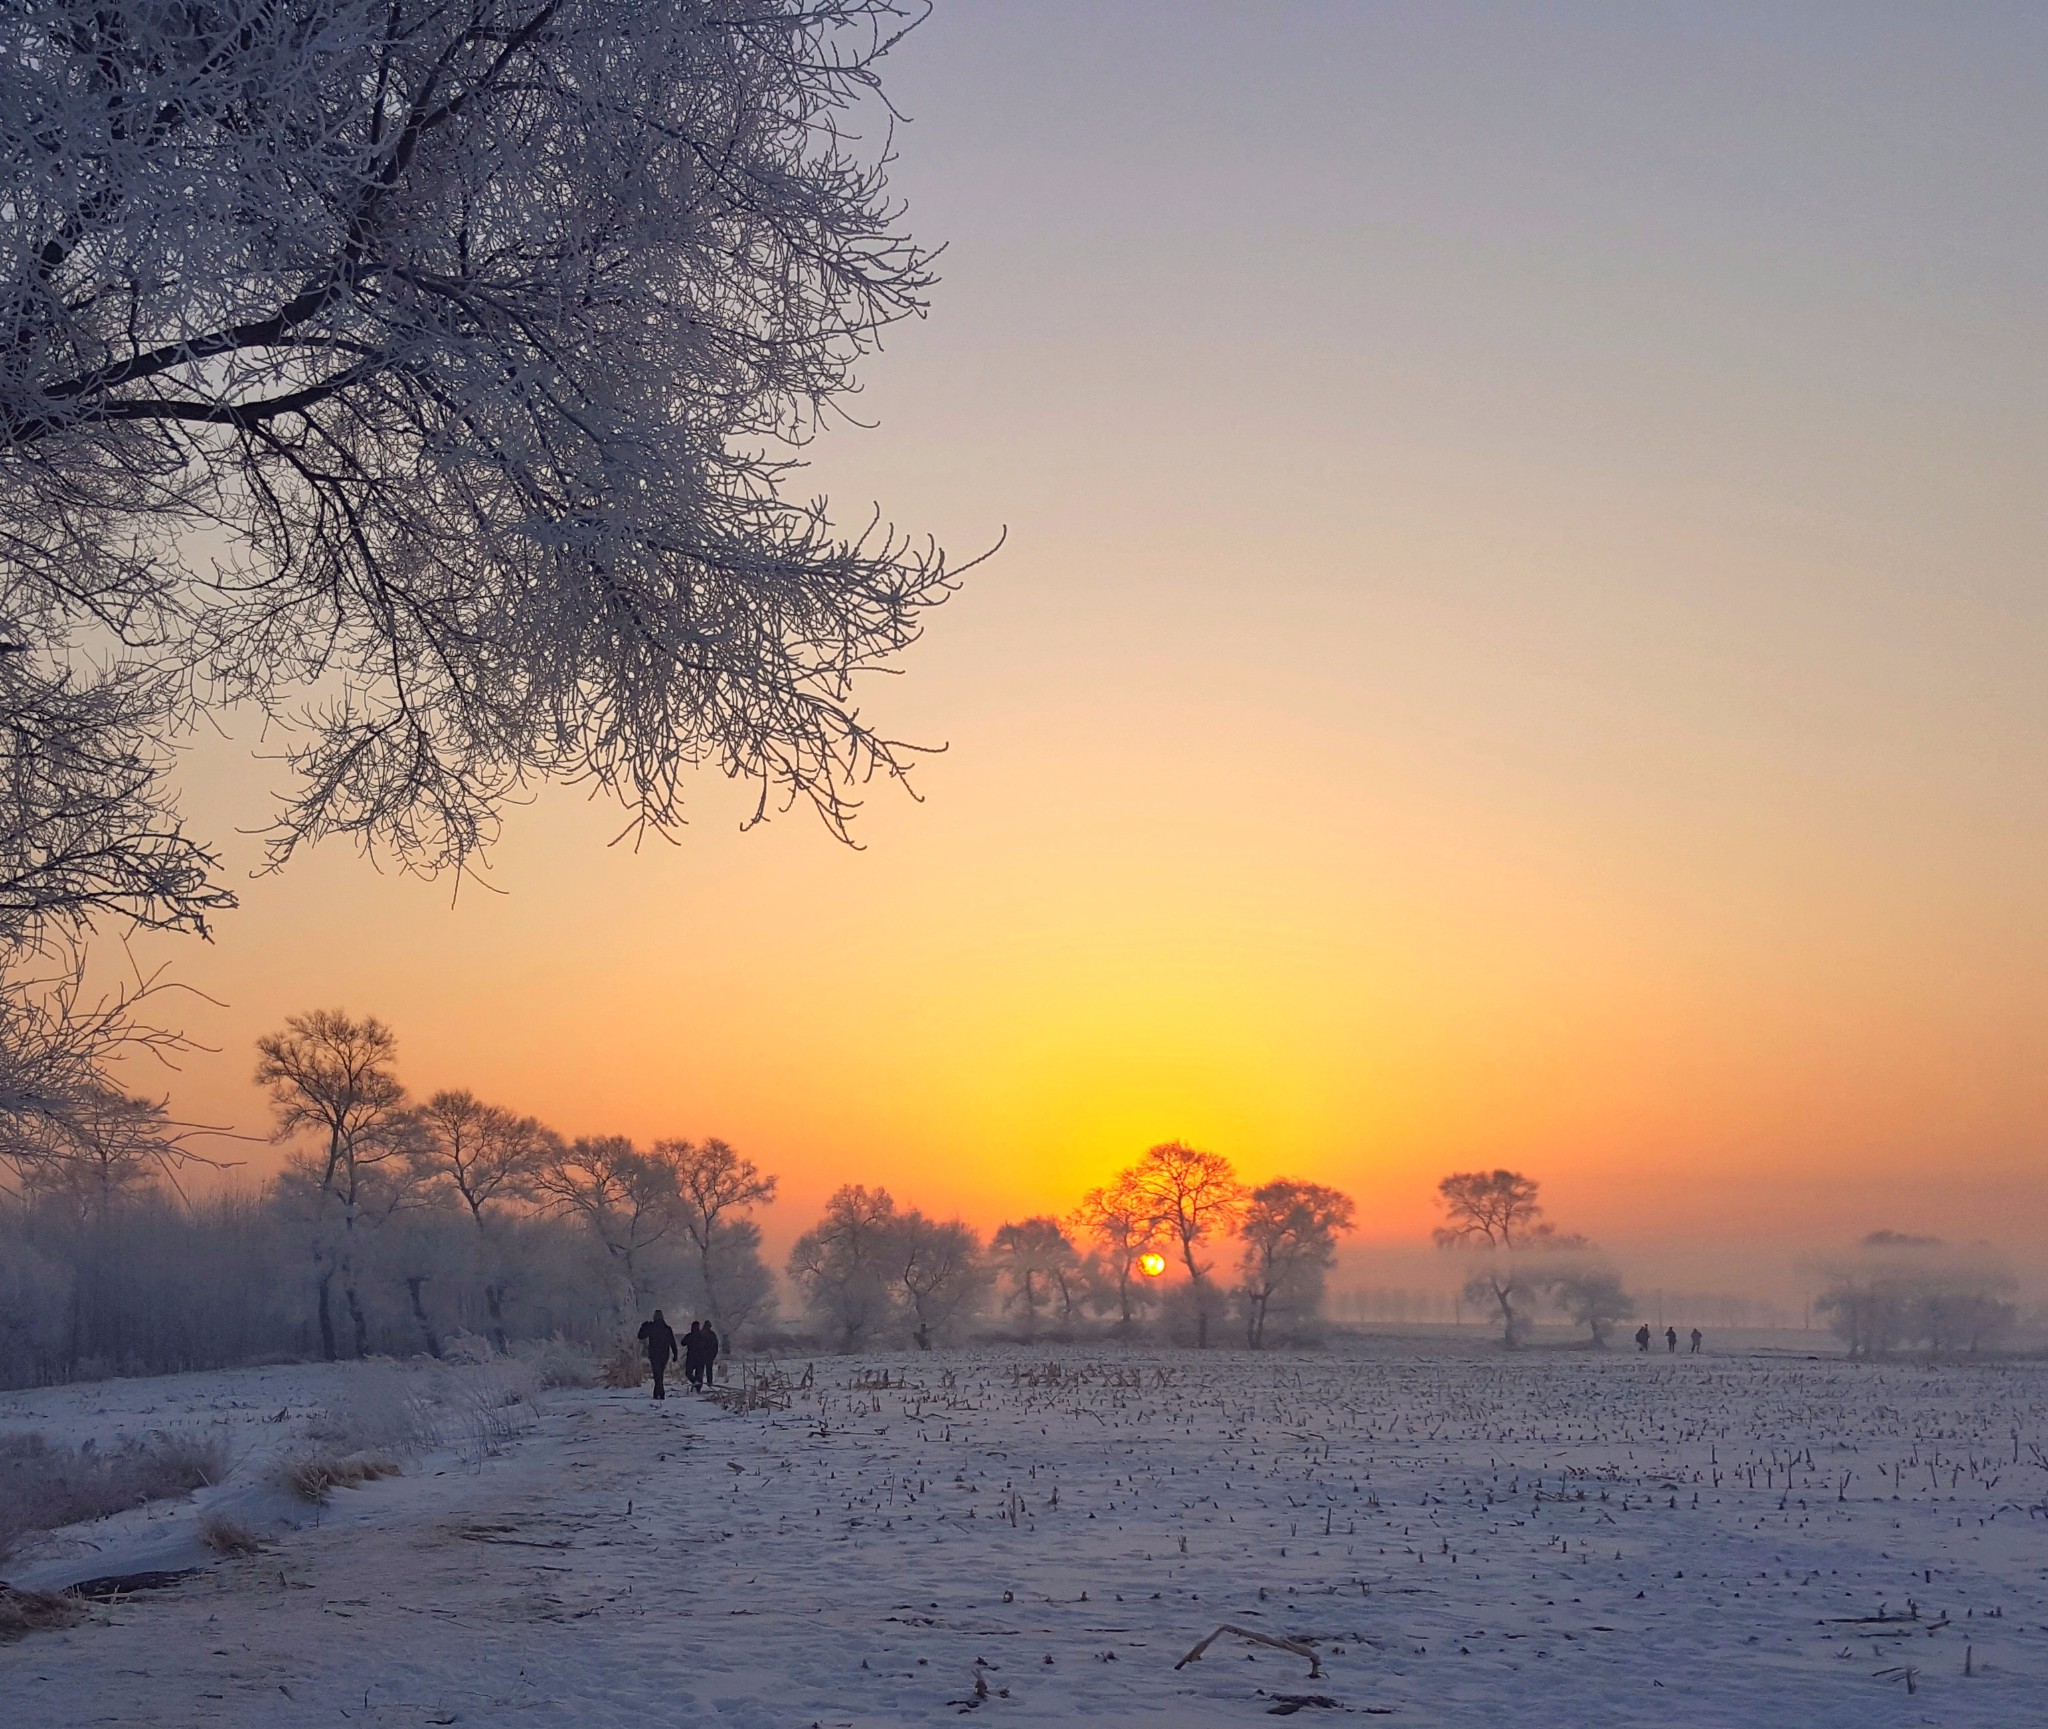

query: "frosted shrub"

left=317, top=1365, right=440, bottom=1455
left=516, top=1338, right=599, bottom=1391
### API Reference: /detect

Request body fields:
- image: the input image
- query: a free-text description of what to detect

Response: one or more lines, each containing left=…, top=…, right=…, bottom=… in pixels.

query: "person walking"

left=681, top=1320, right=705, bottom=1391
left=1665, top=1326, right=1678, bottom=1354
left=700, top=1320, right=721, bottom=1390
left=1635, top=1323, right=1652, bottom=1354
left=636, top=1310, right=677, bottom=1401
left=1689, top=1327, right=1703, bottom=1354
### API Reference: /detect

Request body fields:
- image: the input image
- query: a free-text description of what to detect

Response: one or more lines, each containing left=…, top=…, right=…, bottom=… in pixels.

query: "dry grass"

left=0, top=1430, right=229, bottom=1562
left=274, top=1451, right=402, bottom=1504
left=599, top=1345, right=646, bottom=1389
left=197, top=1513, right=264, bottom=1557
left=445, top=1363, right=541, bottom=1467
left=0, top=1583, right=87, bottom=1640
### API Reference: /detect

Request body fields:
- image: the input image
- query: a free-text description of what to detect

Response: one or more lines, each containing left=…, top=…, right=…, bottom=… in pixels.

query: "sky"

left=135, top=2, right=2048, bottom=1294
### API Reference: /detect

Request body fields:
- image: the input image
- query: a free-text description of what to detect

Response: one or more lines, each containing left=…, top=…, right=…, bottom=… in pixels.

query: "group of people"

left=634, top=1310, right=721, bottom=1400
left=1637, top=1323, right=1705, bottom=1354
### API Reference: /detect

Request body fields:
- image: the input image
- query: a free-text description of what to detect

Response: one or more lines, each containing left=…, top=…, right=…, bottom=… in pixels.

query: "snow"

left=4, top=1340, right=2046, bottom=1726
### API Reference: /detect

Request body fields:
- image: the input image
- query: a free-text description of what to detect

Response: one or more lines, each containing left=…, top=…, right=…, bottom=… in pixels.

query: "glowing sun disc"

left=1138, top=1252, right=1167, bottom=1277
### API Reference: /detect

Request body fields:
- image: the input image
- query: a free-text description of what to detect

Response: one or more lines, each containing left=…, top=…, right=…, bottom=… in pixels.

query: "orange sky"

left=125, top=6, right=2048, bottom=1292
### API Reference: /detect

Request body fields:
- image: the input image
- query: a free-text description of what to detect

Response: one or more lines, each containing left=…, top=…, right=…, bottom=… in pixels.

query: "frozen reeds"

left=0, top=1430, right=228, bottom=1561
left=273, top=1451, right=403, bottom=1504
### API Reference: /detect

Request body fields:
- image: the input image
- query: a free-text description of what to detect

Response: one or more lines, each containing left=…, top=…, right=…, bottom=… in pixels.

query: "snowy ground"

left=4, top=1340, right=2047, bottom=1726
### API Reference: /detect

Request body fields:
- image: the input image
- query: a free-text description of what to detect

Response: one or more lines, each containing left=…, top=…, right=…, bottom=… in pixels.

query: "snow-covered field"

left=5, top=1340, right=2047, bottom=1726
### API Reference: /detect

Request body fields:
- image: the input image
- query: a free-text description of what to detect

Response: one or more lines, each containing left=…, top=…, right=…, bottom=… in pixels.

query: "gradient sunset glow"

left=130, top=3, right=2048, bottom=1296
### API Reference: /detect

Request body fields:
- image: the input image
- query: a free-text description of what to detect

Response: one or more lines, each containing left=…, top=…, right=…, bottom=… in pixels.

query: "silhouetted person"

left=1689, top=1327, right=1703, bottom=1354
left=682, top=1320, right=706, bottom=1391
left=1635, top=1323, right=1651, bottom=1354
left=637, top=1310, right=676, bottom=1401
left=1665, top=1326, right=1678, bottom=1354
left=700, top=1321, right=720, bottom=1389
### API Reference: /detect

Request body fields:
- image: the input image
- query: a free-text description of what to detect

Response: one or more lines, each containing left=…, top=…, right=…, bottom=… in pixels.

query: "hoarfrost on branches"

left=1, top=0, right=963, bottom=882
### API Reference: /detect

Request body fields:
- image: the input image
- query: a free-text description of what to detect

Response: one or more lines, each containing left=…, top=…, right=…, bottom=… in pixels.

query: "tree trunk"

left=66, top=1260, right=84, bottom=1379
left=1180, top=1233, right=1211, bottom=1348
left=484, top=1283, right=509, bottom=1356
left=345, top=1279, right=370, bottom=1358
left=406, top=1276, right=442, bottom=1358
left=315, top=1267, right=338, bottom=1362
left=618, top=1243, right=642, bottom=1319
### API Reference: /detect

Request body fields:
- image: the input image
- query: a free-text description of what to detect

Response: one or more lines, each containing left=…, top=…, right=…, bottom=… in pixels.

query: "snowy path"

left=6, top=1346, right=2048, bottom=1726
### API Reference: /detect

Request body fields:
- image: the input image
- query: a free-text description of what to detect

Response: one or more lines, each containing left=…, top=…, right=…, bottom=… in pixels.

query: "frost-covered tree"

left=1071, top=1173, right=1161, bottom=1333
left=413, top=1089, right=554, bottom=1351
left=888, top=1209, right=982, bottom=1348
left=1127, top=1141, right=1244, bottom=1348
left=1236, top=1179, right=1355, bottom=1349
left=1816, top=1233, right=2018, bottom=1361
left=10, top=1081, right=168, bottom=1223
left=1, top=2, right=963, bottom=1170
left=0, top=657, right=228, bottom=946
left=658, top=1137, right=777, bottom=1333
left=787, top=1182, right=898, bottom=1349
left=256, top=1008, right=416, bottom=1359
left=1432, top=1169, right=1581, bottom=1350
left=1433, top=1170, right=1547, bottom=1250
left=1550, top=1260, right=1634, bottom=1349
left=0, top=660, right=217, bottom=1184
left=684, top=1215, right=778, bottom=1336
left=0, top=956, right=192, bottom=1192
left=531, top=1134, right=681, bottom=1320
left=989, top=1215, right=1077, bottom=1338
left=0, top=0, right=961, bottom=882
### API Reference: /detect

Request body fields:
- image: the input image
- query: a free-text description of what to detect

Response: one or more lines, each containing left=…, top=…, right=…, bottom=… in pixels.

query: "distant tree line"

left=0, top=1011, right=1360, bottom=1386
left=1430, top=1174, right=2030, bottom=1358
left=785, top=1142, right=1356, bottom=1352
left=1813, top=1232, right=2018, bottom=1360
left=0, top=1009, right=784, bottom=1387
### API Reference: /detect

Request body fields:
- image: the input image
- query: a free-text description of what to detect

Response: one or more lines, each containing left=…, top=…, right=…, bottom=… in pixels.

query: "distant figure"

left=637, top=1310, right=677, bottom=1401
left=1635, top=1323, right=1651, bottom=1354
left=682, top=1320, right=706, bottom=1391
left=1665, top=1326, right=1678, bottom=1354
left=701, top=1321, right=721, bottom=1389
left=1689, top=1327, right=1703, bottom=1354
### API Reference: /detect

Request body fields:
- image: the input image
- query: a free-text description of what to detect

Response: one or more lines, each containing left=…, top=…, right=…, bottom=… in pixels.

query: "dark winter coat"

left=638, top=1318, right=677, bottom=1364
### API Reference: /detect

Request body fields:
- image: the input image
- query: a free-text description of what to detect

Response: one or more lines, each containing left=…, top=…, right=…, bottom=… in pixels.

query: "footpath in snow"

left=4, top=1342, right=2047, bottom=1727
